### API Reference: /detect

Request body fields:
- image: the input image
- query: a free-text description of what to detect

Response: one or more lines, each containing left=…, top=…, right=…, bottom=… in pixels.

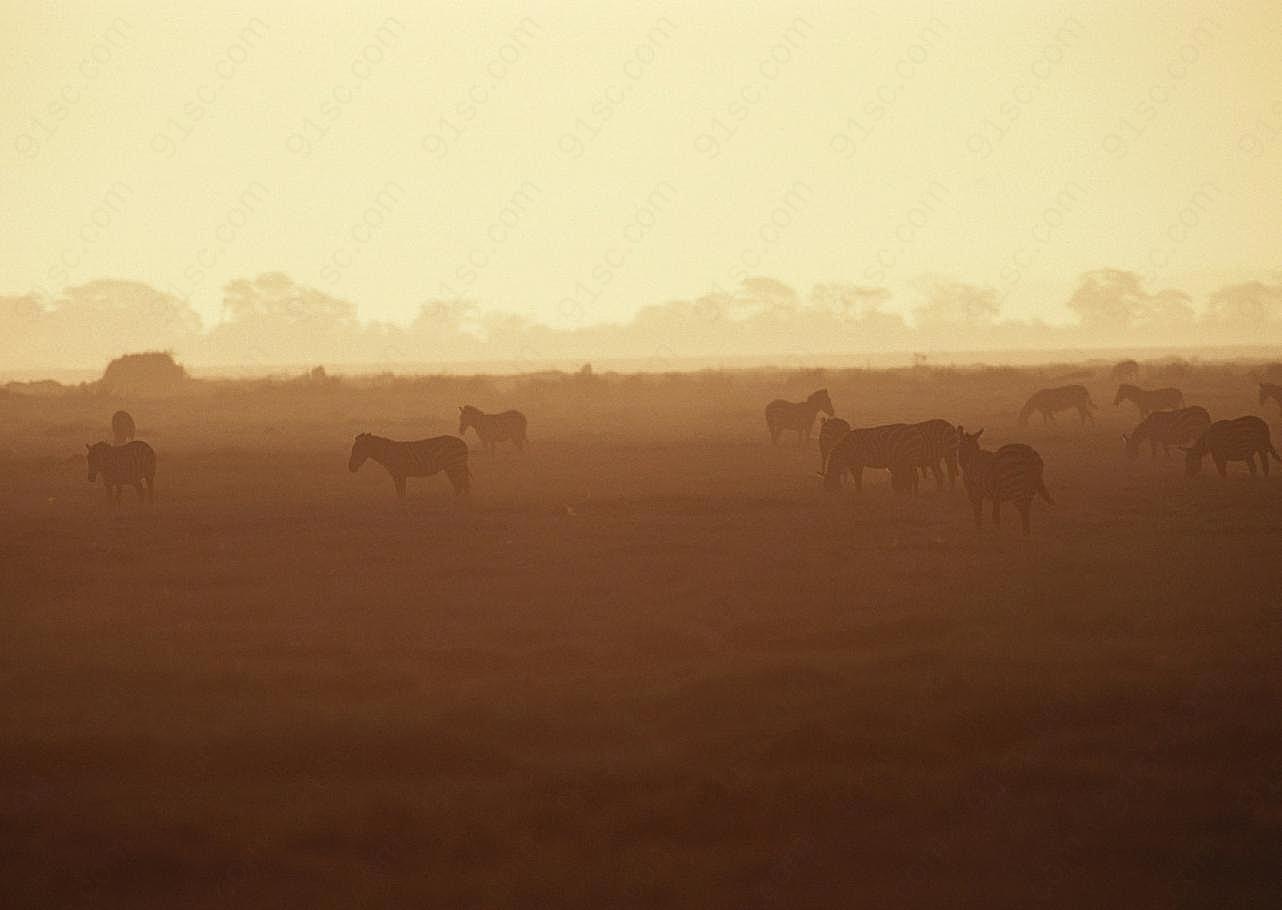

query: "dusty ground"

left=2, top=364, right=1281, bottom=907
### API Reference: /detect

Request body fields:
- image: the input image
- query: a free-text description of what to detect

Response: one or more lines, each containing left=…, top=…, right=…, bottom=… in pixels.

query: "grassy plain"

left=2, top=363, right=1280, bottom=907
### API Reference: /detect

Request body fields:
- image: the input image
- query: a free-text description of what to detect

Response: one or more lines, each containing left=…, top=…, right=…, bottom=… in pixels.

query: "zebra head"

left=349, top=433, right=373, bottom=472
left=957, top=426, right=983, bottom=469
left=810, top=388, right=834, bottom=417
left=86, top=442, right=108, bottom=482
left=458, top=405, right=480, bottom=435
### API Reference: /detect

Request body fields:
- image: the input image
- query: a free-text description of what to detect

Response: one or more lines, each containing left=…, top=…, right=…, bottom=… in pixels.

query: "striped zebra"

left=1113, top=383, right=1183, bottom=417
left=817, top=416, right=850, bottom=474
left=1258, top=383, right=1282, bottom=413
left=766, top=388, right=834, bottom=446
left=1017, top=385, right=1096, bottom=427
left=111, top=410, right=136, bottom=445
left=822, top=422, right=927, bottom=494
left=912, top=418, right=960, bottom=491
left=1123, top=406, right=1211, bottom=460
left=1181, top=416, right=1281, bottom=477
left=348, top=433, right=470, bottom=499
left=458, top=405, right=527, bottom=455
left=956, top=427, right=1052, bottom=535
left=86, top=440, right=156, bottom=505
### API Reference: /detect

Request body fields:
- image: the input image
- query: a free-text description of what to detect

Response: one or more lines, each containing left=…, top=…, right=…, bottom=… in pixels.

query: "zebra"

left=821, top=422, right=928, bottom=494
left=1112, top=359, right=1140, bottom=382
left=348, top=433, right=470, bottom=499
left=1258, top=383, right=1282, bottom=413
left=1113, top=383, right=1183, bottom=417
left=111, top=410, right=136, bottom=445
left=1017, top=385, right=1096, bottom=427
left=911, top=418, right=960, bottom=491
left=1181, top=416, right=1281, bottom=477
left=1123, top=406, right=1211, bottom=460
left=458, top=405, right=527, bottom=455
left=86, top=440, right=155, bottom=505
left=766, top=388, right=834, bottom=446
left=956, top=427, right=1052, bottom=535
left=817, top=416, right=850, bottom=475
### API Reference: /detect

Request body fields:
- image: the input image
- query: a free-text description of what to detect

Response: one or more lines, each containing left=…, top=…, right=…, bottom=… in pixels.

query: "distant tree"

left=913, top=280, right=1000, bottom=333
left=100, top=351, right=188, bottom=396
left=1204, top=280, right=1282, bottom=338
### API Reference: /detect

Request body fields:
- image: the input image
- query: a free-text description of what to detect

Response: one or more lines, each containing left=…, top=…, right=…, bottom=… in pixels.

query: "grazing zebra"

left=766, top=388, right=834, bottom=446
left=1113, top=383, right=1184, bottom=417
left=817, top=416, right=850, bottom=474
left=1112, top=359, right=1140, bottom=382
left=348, top=433, right=470, bottom=499
left=86, top=440, right=155, bottom=505
left=1017, top=385, right=1096, bottom=427
left=1259, top=383, right=1282, bottom=413
left=111, top=410, right=136, bottom=445
left=1182, top=416, right=1281, bottom=478
left=822, top=422, right=927, bottom=494
left=956, top=427, right=1052, bottom=535
left=458, top=405, right=527, bottom=455
left=1123, top=406, right=1211, bottom=460
left=911, top=418, right=960, bottom=491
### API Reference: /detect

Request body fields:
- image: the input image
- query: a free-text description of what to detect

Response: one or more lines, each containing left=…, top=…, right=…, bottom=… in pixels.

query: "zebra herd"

left=82, top=377, right=1282, bottom=530
left=774, top=377, right=1282, bottom=535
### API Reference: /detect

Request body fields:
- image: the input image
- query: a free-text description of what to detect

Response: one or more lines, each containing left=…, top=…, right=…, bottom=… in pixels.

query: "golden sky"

left=5, top=0, right=1281, bottom=330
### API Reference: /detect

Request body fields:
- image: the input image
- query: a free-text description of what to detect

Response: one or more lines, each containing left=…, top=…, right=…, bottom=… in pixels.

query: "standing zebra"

left=1123, top=406, right=1211, bottom=460
left=911, top=418, right=960, bottom=491
left=822, top=422, right=927, bottom=493
left=1017, top=385, right=1096, bottom=427
left=1113, top=384, right=1183, bottom=417
left=817, top=416, right=850, bottom=475
left=956, top=427, right=1052, bottom=535
left=86, top=440, right=155, bottom=505
left=111, top=410, right=136, bottom=445
left=1181, top=416, right=1281, bottom=477
left=458, top=405, right=527, bottom=455
left=766, top=388, right=834, bottom=446
left=1258, top=383, right=1282, bottom=413
left=348, top=433, right=470, bottom=500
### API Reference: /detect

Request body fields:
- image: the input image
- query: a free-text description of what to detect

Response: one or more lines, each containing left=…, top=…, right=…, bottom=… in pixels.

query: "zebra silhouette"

left=1018, top=385, right=1096, bottom=427
left=911, top=418, right=960, bottom=491
left=1123, top=406, right=1211, bottom=460
left=1182, top=416, right=1281, bottom=477
left=1113, top=384, right=1183, bottom=417
left=956, top=427, right=1051, bottom=535
left=111, top=410, right=135, bottom=445
left=1258, top=383, right=1282, bottom=413
left=458, top=406, right=527, bottom=455
left=349, top=433, right=470, bottom=500
left=821, top=422, right=927, bottom=494
left=766, top=388, right=834, bottom=446
left=87, top=440, right=155, bottom=505
left=817, top=416, right=850, bottom=475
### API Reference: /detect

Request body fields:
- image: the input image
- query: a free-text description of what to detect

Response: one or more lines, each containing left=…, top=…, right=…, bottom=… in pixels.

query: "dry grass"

left=2, top=364, right=1281, bottom=907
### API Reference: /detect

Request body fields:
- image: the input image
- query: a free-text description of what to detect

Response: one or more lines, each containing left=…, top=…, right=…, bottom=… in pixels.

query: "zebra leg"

left=1247, top=454, right=1259, bottom=476
left=1262, top=450, right=1272, bottom=477
left=1017, top=498, right=1032, bottom=536
left=1215, top=456, right=1228, bottom=478
left=393, top=475, right=407, bottom=499
left=930, top=461, right=944, bottom=491
left=992, top=498, right=1001, bottom=527
left=133, top=482, right=145, bottom=503
left=852, top=467, right=863, bottom=493
left=970, top=493, right=983, bottom=528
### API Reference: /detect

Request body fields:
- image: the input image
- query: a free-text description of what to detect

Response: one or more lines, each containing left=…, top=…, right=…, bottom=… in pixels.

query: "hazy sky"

left=5, top=1, right=1280, bottom=330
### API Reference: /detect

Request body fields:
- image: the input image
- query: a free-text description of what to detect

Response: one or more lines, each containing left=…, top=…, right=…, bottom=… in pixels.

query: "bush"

left=100, top=351, right=188, bottom=397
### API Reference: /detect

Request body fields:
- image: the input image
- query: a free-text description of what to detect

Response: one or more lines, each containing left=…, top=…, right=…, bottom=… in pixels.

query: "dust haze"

left=4, top=2, right=1282, bottom=907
